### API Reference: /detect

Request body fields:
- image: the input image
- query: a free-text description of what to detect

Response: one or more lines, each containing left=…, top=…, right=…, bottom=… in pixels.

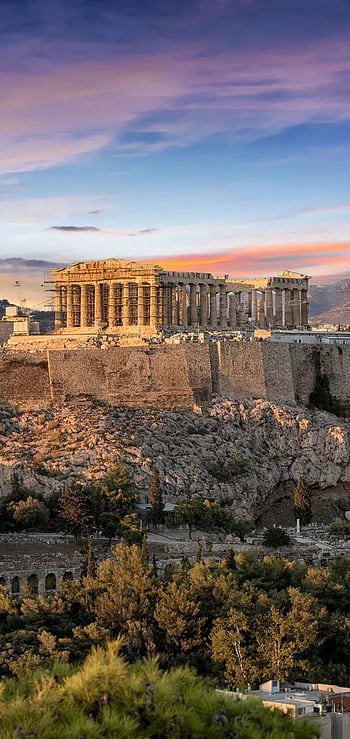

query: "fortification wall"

left=0, top=352, right=51, bottom=408
left=320, top=345, right=350, bottom=402
left=261, top=343, right=296, bottom=405
left=48, top=346, right=209, bottom=408
left=289, top=345, right=317, bottom=406
left=212, top=342, right=266, bottom=399
left=210, top=342, right=296, bottom=405
left=1, top=342, right=350, bottom=410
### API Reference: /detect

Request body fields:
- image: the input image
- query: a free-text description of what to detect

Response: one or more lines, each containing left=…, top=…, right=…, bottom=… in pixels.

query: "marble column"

left=199, top=284, right=207, bottom=327
left=292, top=288, right=301, bottom=326
left=122, top=282, right=129, bottom=326
left=172, top=285, right=180, bottom=326
left=137, top=284, right=144, bottom=326
left=161, top=286, right=168, bottom=328
left=219, top=285, right=227, bottom=328
left=301, top=289, right=308, bottom=326
left=228, top=293, right=237, bottom=327
left=264, top=288, right=274, bottom=326
left=247, top=291, right=252, bottom=318
left=94, top=283, right=102, bottom=325
left=150, top=284, right=158, bottom=327
left=66, top=285, right=73, bottom=328
left=258, top=291, right=265, bottom=326
left=250, top=290, right=257, bottom=322
left=55, top=286, right=63, bottom=329
left=80, top=284, right=88, bottom=328
left=274, top=289, right=283, bottom=327
left=284, top=289, right=293, bottom=326
left=189, top=283, right=197, bottom=326
left=106, top=283, right=114, bottom=328
left=209, top=285, right=217, bottom=328
left=180, top=284, right=188, bottom=327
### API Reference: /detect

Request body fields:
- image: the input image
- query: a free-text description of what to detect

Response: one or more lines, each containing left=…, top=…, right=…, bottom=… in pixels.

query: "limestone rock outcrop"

left=0, top=398, right=349, bottom=518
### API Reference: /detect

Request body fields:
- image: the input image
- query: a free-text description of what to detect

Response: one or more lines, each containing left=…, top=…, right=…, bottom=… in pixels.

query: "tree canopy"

left=0, top=640, right=319, bottom=739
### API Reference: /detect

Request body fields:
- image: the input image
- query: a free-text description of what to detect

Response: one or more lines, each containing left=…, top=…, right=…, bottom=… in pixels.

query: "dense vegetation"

left=0, top=541, right=348, bottom=693
left=0, top=640, right=318, bottom=738
left=0, top=463, right=254, bottom=544
left=0, top=459, right=346, bottom=735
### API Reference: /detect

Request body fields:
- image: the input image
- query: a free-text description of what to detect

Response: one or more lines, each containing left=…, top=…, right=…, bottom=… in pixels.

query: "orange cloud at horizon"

left=148, top=240, right=350, bottom=278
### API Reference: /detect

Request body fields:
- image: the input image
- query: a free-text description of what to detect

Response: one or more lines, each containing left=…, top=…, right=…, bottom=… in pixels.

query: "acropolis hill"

left=1, top=258, right=350, bottom=520
left=1, top=258, right=350, bottom=410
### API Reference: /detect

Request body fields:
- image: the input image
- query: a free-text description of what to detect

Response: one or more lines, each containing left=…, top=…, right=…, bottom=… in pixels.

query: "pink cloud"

left=154, top=240, right=350, bottom=278
left=0, top=34, right=350, bottom=171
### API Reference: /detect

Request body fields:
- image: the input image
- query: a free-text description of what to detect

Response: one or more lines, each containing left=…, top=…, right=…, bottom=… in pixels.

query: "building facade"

left=51, top=259, right=309, bottom=334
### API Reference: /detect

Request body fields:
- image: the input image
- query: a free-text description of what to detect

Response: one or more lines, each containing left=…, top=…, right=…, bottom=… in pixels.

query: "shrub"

left=263, top=527, right=291, bottom=548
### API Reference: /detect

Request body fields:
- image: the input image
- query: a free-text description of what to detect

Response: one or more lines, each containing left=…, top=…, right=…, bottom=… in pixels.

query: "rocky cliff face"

left=0, top=397, right=349, bottom=519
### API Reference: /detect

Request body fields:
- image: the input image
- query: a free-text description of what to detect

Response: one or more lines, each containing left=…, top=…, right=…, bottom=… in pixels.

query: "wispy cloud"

left=49, top=225, right=100, bottom=232
left=155, top=240, right=350, bottom=278
left=0, top=195, right=118, bottom=224
left=1, top=32, right=350, bottom=171
left=46, top=220, right=252, bottom=239
left=290, top=203, right=350, bottom=219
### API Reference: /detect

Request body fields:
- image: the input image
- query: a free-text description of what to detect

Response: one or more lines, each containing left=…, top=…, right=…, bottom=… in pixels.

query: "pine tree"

left=58, top=484, right=92, bottom=539
left=0, top=640, right=319, bottom=738
left=81, top=534, right=97, bottom=580
left=149, top=468, right=164, bottom=527
left=293, top=475, right=312, bottom=525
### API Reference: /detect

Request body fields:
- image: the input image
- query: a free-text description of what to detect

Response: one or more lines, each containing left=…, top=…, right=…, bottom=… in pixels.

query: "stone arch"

left=63, top=571, right=73, bottom=581
left=11, top=576, right=20, bottom=594
left=45, top=573, right=56, bottom=591
left=0, top=576, right=6, bottom=587
left=27, top=573, right=38, bottom=594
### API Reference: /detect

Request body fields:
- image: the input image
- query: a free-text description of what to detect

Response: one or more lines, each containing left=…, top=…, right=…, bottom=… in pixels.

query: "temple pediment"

left=53, top=258, right=164, bottom=275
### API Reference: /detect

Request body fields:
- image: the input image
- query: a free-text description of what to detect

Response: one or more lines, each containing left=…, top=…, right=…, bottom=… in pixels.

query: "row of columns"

left=238, top=287, right=308, bottom=328
left=55, top=282, right=308, bottom=331
left=55, top=281, right=235, bottom=330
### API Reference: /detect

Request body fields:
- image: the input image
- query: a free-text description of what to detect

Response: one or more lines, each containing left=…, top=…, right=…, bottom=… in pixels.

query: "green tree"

left=328, top=521, right=350, bottom=539
left=8, top=496, right=49, bottom=528
left=256, top=589, right=323, bottom=682
left=95, top=543, right=157, bottom=659
left=263, top=527, right=291, bottom=548
left=119, top=513, right=143, bottom=544
left=103, top=462, right=138, bottom=516
left=58, top=484, right=92, bottom=539
left=155, top=580, right=205, bottom=655
left=81, top=534, right=97, bottom=580
left=293, top=475, right=312, bottom=525
left=211, top=608, right=258, bottom=687
left=149, top=468, right=164, bottom=527
left=174, top=501, right=208, bottom=539
left=0, top=640, right=319, bottom=738
left=99, top=511, right=120, bottom=544
left=230, top=519, right=254, bottom=542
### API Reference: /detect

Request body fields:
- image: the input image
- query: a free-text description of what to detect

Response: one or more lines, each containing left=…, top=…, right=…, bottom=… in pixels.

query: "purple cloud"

left=49, top=226, right=100, bottom=232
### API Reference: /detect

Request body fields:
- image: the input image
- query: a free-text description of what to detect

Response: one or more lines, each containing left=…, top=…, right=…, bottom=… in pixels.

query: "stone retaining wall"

left=1, top=342, right=350, bottom=410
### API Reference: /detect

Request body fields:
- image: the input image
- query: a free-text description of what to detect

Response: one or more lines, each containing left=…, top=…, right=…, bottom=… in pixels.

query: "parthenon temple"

left=51, top=259, right=309, bottom=335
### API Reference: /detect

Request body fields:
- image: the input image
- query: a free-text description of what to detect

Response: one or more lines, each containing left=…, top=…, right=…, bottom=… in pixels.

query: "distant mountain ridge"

left=0, top=258, right=65, bottom=273
left=309, top=279, right=350, bottom=325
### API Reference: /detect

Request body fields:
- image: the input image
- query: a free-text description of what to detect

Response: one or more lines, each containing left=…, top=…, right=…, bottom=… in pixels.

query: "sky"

left=2, top=0, right=350, bottom=305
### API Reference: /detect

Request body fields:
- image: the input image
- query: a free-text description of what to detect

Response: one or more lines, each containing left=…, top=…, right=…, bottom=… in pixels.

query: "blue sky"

left=1, top=0, right=350, bottom=304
